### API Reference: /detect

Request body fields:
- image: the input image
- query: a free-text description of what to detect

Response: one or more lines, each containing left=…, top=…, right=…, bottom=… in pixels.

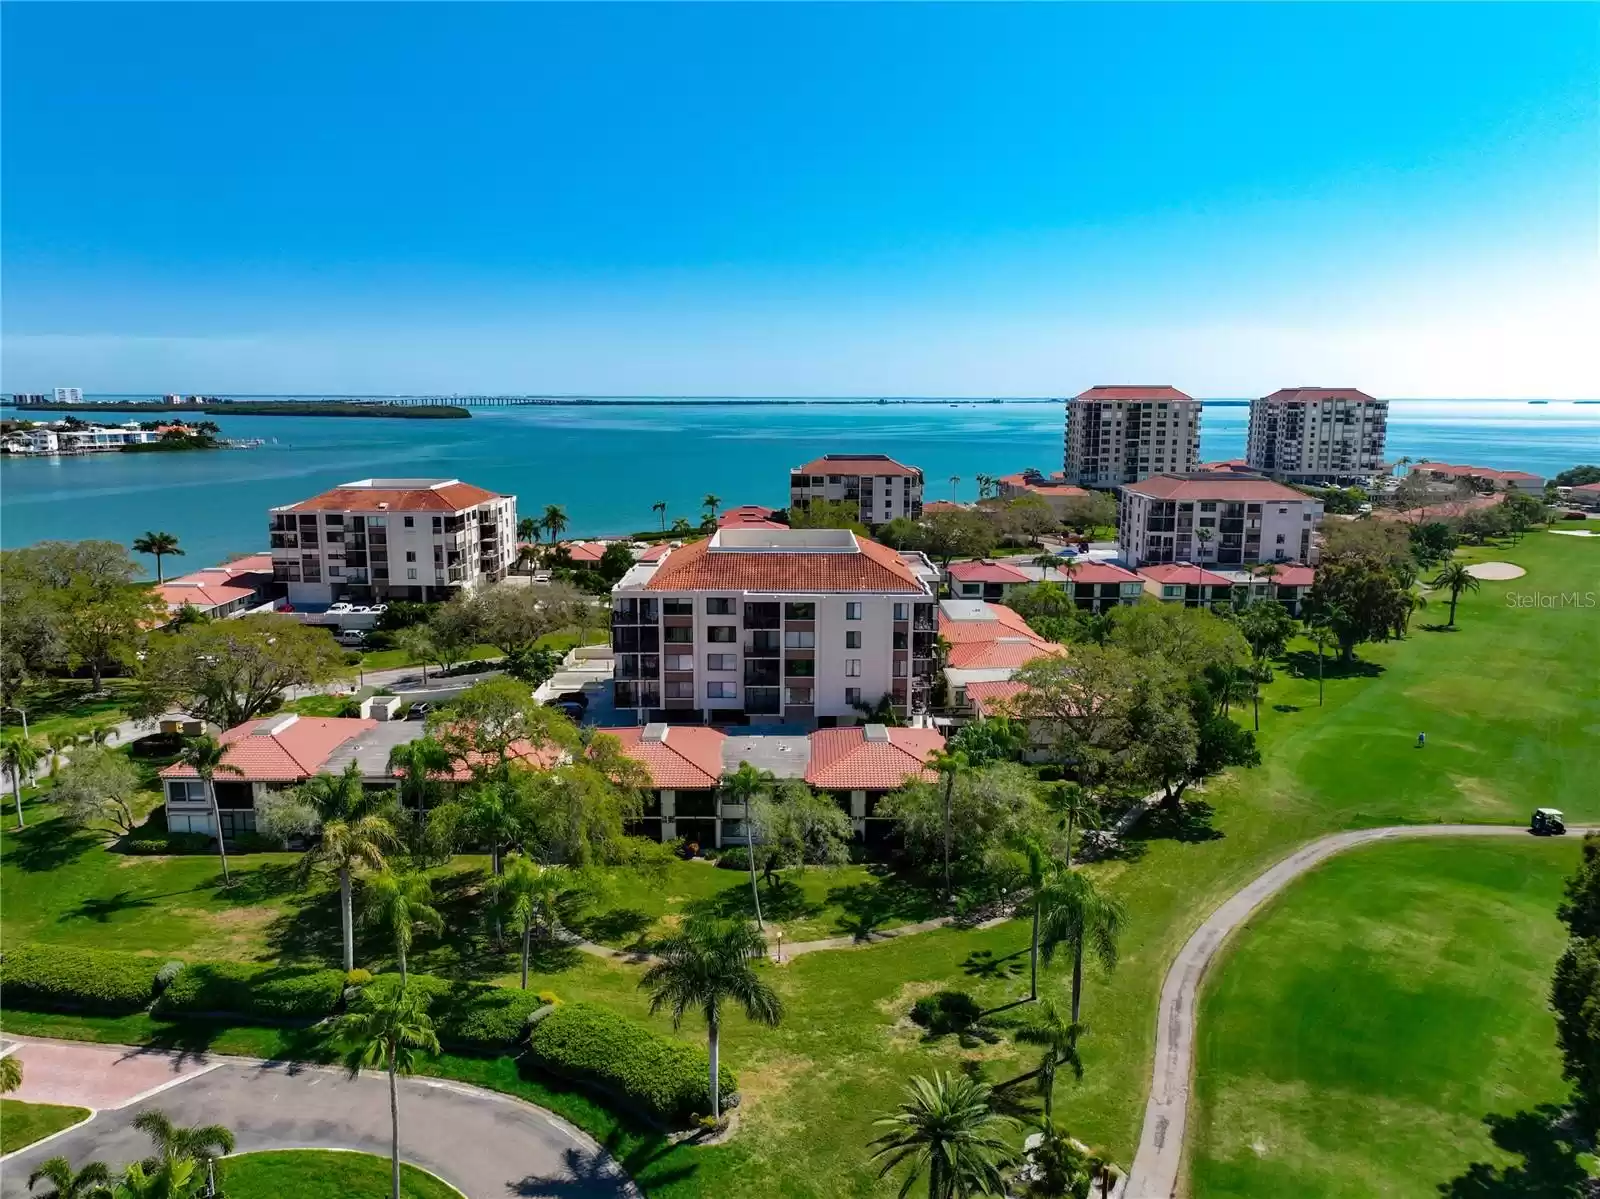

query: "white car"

left=327, top=602, right=354, bottom=613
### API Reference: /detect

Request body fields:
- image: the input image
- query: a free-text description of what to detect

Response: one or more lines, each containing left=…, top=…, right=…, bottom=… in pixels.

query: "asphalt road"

left=0, top=1048, right=635, bottom=1199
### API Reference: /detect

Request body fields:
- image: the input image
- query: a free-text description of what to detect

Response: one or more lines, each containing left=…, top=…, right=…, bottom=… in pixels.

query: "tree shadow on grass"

left=1421, top=623, right=1463, bottom=634
left=826, top=871, right=944, bottom=939
left=962, top=948, right=1026, bottom=981
left=1436, top=1104, right=1590, bottom=1197
left=569, top=907, right=655, bottom=948
left=62, top=888, right=158, bottom=923
left=262, top=890, right=345, bottom=967
left=1283, top=650, right=1385, bottom=679
left=3, top=816, right=100, bottom=873
left=210, top=861, right=301, bottom=903
left=689, top=875, right=823, bottom=927
left=1130, top=799, right=1224, bottom=846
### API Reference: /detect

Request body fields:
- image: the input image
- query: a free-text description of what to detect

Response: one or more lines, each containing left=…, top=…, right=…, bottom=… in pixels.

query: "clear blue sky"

left=3, top=3, right=1596, bottom=397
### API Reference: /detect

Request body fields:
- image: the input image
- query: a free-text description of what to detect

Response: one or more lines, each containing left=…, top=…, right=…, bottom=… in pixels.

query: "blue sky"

left=3, top=3, right=1596, bottom=397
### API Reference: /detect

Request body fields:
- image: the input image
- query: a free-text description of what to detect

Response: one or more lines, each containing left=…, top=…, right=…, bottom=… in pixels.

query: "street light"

left=0, top=705, right=28, bottom=740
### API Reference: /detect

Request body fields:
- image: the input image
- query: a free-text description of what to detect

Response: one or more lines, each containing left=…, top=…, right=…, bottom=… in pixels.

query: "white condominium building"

left=1118, top=473, right=1324, bottom=568
left=610, top=528, right=941, bottom=727
left=1062, top=386, right=1202, bottom=487
left=269, top=478, right=517, bottom=605
left=1246, top=387, right=1388, bottom=483
left=788, top=454, right=924, bottom=526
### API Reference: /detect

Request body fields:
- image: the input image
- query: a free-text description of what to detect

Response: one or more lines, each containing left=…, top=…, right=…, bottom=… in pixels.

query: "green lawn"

left=357, top=625, right=608, bottom=671
left=0, top=1098, right=91, bottom=1154
left=220, top=1150, right=462, bottom=1198
left=1191, top=837, right=1583, bottom=1198
left=0, top=678, right=136, bottom=743
left=1, top=533, right=1594, bottom=1197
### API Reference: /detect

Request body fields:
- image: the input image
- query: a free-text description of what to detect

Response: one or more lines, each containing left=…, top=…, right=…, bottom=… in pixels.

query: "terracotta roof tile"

left=947, top=559, right=1031, bottom=584
left=1267, top=565, right=1316, bottom=587
left=1073, top=386, right=1194, bottom=403
left=805, top=727, right=943, bottom=790
left=641, top=535, right=927, bottom=594
left=946, top=638, right=1061, bottom=669
left=603, top=726, right=727, bottom=789
left=1259, top=387, right=1379, bottom=405
left=939, top=602, right=1039, bottom=643
left=1137, top=563, right=1236, bottom=587
left=795, top=455, right=920, bottom=478
left=964, top=680, right=1027, bottom=716
left=1123, top=475, right=1312, bottom=502
left=161, top=716, right=375, bottom=782
left=1062, top=560, right=1141, bottom=584
left=283, top=481, right=504, bottom=513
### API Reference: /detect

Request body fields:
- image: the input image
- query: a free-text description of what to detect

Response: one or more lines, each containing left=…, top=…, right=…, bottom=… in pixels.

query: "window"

left=665, top=681, right=695, bottom=699
left=845, top=659, right=862, bottom=677
left=784, top=687, right=813, bottom=705
left=664, top=627, right=693, bottom=643
left=405, top=551, right=416, bottom=562
left=784, top=630, right=815, bottom=649
left=845, top=687, right=862, bottom=705
left=707, top=626, right=736, bottom=643
left=663, top=599, right=692, bottom=616
left=432, top=516, right=443, bottom=532
left=893, top=660, right=908, bottom=677
left=706, top=597, right=734, bottom=615
left=845, top=601, right=862, bottom=620
left=892, top=631, right=908, bottom=650
left=666, top=654, right=694, bottom=671
left=845, top=630, right=862, bottom=649
left=403, top=516, right=414, bottom=528
left=407, top=568, right=418, bottom=580
left=707, top=681, right=737, bottom=700
left=784, top=602, right=815, bottom=620
left=707, top=653, right=736, bottom=671
left=784, top=659, right=815, bottom=677
left=893, top=603, right=909, bottom=621
left=167, top=779, right=208, bottom=804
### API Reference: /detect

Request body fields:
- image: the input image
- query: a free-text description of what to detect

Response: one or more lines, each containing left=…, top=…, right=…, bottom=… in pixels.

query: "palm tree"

left=2, top=733, right=41, bottom=830
left=1014, top=1000, right=1084, bottom=1125
left=177, top=735, right=243, bottom=886
left=1047, top=783, right=1100, bottom=869
left=651, top=500, right=668, bottom=531
left=387, top=735, right=450, bottom=831
left=132, top=532, right=184, bottom=583
left=721, top=761, right=775, bottom=931
left=132, top=1108, right=234, bottom=1198
left=44, top=730, right=75, bottom=777
left=1195, top=527, right=1215, bottom=558
left=337, top=983, right=441, bottom=1199
left=1018, top=835, right=1061, bottom=1002
left=1430, top=562, right=1481, bottom=627
left=670, top=516, right=694, bottom=536
left=639, top=917, right=783, bottom=1121
left=362, top=869, right=442, bottom=983
left=1032, top=554, right=1061, bottom=580
left=26, top=1156, right=113, bottom=1199
left=298, top=763, right=398, bottom=971
left=925, top=748, right=969, bottom=906
left=869, top=1072, right=1015, bottom=1199
left=1055, top=554, right=1080, bottom=591
left=702, top=494, right=722, bottom=522
left=541, top=504, right=568, bottom=545
left=516, top=515, right=539, bottom=545
left=1038, top=870, right=1126, bottom=1023
left=111, top=1157, right=201, bottom=1199
left=1, top=1051, right=20, bottom=1093
left=1307, top=620, right=1336, bottom=706
left=493, top=856, right=578, bottom=988
left=948, top=475, right=961, bottom=502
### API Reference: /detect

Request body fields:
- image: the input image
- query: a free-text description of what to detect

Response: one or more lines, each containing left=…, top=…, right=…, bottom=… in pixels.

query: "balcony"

left=269, top=533, right=299, bottom=550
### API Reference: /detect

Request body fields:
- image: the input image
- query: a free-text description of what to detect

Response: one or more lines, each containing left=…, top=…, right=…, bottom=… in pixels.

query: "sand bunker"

left=1464, top=561, right=1526, bottom=580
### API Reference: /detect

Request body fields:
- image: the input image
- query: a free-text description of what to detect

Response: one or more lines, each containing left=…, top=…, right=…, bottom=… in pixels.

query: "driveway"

left=0, top=1039, right=634, bottom=1198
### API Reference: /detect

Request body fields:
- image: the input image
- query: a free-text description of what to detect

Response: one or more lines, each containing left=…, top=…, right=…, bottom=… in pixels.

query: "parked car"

left=555, top=691, right=589, bottom=711
left=335, top=630, right=367, bottom=647
left=406, top=702, right=432, bottom=722
left=328, top=602, right=354, bottom=614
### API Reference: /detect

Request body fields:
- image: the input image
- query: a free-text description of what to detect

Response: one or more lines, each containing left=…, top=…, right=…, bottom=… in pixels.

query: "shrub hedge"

left=0, top=944, right=159, bottom=1013
left=362, top=972, right=549, bottom=1053
left=525, top=1000, right=736, bottom=1125
left=155, top=962, right=346, bottom=1021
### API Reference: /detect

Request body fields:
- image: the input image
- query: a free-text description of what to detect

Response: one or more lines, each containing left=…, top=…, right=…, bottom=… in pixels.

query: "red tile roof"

left=1571, top=482, right=1600, bottom=496
left=805, top=727, right=943, bottom=790
left=157, top=579, right=261, bottom=611
left=795, top=454, right=920, bottom=478
left=1266, top=564, right=1315, bottom=587
left=638, top=543, right=674, bottom=562
left=946, top=637, right=1060, bottom=670
left=604, top=726, right=727, bottom=789
left=563, top=542, right=607, bottom=563
left=947, top=559, right=1030, bottom=584
left=1370, top=492, right=1506, bottom=523
left=1061, top=560, right=1141, bottom=584
left=161, top=716, right=375, bottom=783
left=963, top=680, right=1027, bottom=717
left=221, top=553, right=274, bottom=573
left=939, top=602, right=1040, bottom=644
left=718, top=516, right=786, bottom=530
left=1138, top=564, right=1235, bottom=587
left=1073, top=386, right=1194, bottom=403
left=1123, top=475, right=1312, bottom=502
left=920, top=501, right=967, bottom=515
left=1196, top=459, right=1257, bottom=474
left=642, top=535, right=927, bottom=594
left=282, top=481, right=503, bottom=513
left=718, top=505, right=778, bottom=525
left=1415, top=462, right=1542, bottom=484
left=1259, top=387, right=1378, bottom=405
left=436, top=738, right=566, bottom=782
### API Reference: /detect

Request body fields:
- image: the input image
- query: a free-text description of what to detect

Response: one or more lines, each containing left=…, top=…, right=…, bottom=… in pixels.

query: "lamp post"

left=1, top=705, right=29, bottom=740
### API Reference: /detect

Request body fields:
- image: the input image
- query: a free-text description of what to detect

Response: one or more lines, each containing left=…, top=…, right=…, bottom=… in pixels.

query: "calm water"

left=2, top=398, right=1596, bottom=572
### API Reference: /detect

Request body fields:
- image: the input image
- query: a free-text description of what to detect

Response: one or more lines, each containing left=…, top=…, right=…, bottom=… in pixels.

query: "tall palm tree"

left=176, top=735, right=241, bottom=886
left=132, top=1108, right=234, bottom=1198
left=948, top=475, right=961, bottom=502
left=1032, top=554, right=1061, bottom=581
left=1038, top=870, right=1126, bottom=1023
left=869, top=1072, right=1015, bottom=1199
left=297, top=763, right=398, bottom=971
left=26, top=1156, right=113, bottom=1199
left=1055, top=554, right=1080, bottom=591
left=362, top=869, right=442, bottom=983
left=387, top=735, right=450, bottom=831
left=491, top=855, right=573, bottom=989
left=1195, top=527, right=1215, bottom=558
left=111, top=1157, right=201, bottom=1199
left=337, top=983, right=440, bottom=1199
left=702, top=494, right=722, bottom=522
left=132, top=532, right=184, bottom=583
left=639, top=917, right=783, bottom=1120
left=2, top=733, right=41, bottom=830
left=1430, top=562, right=1481, bottom=627
left=1018, top=835, right=1061, bottom=1002
left=651, top=500, right=668, bottom=531
left=925, top=748, right=969, bottom=905
left=1047, top=784, right=1100, bottom=870
left=44, top=730, right=75, bottom=777
left=721, top=761, right=775, bottom=931
left=1307, top=621, right=1337, bottom=706
left=516, top=516, right=539, bottom=545
left=1014, top=1000, right=1084, bottom=1125
left=541, top=504, right=568, bottom=545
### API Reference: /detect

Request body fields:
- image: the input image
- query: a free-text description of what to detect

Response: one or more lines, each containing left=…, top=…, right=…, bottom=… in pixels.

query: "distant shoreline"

left=11, top=400, right=471, bottom=419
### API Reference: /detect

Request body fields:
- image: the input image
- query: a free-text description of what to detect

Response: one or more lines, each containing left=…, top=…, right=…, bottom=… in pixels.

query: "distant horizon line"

left=5, top=392, right=1598, bottom=404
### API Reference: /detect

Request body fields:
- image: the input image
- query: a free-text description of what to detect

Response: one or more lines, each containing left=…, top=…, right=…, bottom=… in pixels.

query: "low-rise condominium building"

left=1245, top=387, right=1388, bottom=483
left=1062, top=386, right=1202, bottom=487
left=268, top=478, right=517, bottom=606
left=1409, top=462, right=1544, bottom=495
left=609, top=527, right=941, bottom=726
left=1118, top=474, right=1324, bottom=568
left=789, top=454, right=924, bottom=526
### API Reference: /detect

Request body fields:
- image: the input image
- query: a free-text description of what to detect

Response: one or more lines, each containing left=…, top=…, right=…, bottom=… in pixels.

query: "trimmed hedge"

left=526, top=1001, right=737, bottom=1125
left=0, top=944, right=159, bottom=1013
left=363, top=972, right=548, bottom=1053
left=156, top=962, right=345, bottom=1021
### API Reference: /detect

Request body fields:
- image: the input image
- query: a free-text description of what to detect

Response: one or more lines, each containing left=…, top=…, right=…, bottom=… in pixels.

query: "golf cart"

left=1532, top=808, right=1567, bottom=836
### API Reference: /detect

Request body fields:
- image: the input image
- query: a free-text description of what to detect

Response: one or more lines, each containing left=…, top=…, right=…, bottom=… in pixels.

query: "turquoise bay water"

left=2, top=399, right=1596, bottom=573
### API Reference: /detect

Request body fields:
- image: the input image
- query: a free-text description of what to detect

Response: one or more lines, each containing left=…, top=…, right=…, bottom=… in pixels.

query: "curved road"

left=1123, top=822, right=1593, bottom=1199
left=0, top=1041, right=635, bottom=1199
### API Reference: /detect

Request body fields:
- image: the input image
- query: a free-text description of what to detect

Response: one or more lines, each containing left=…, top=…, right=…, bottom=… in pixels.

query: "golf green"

left=1191, top=836, right=1582, bottom=1198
